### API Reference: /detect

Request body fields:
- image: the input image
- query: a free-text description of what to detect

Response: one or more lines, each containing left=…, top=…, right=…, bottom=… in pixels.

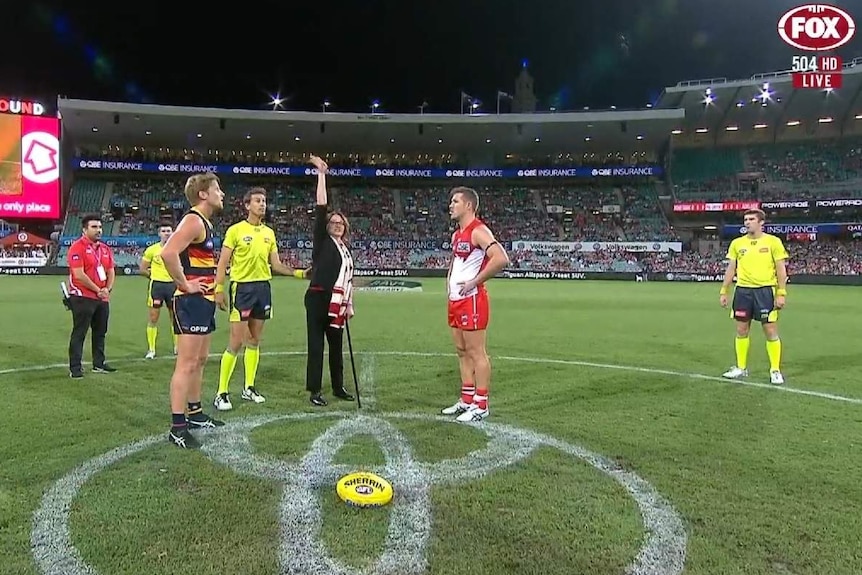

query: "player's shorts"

left=229, top=280, right=273, bottom=322
left=147, top=280, right=176, bottom=308
left=171, top=294, right=217, bottom=335
left=731, top=286, right=779, bottom=323
left=448, top=290, right=490, bottom=331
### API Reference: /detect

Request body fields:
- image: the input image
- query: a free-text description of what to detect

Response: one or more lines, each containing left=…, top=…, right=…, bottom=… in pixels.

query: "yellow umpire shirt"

left=726, top=233, right=789, bottom=288
left=142, top=243, right=173, bottom=282
left=223, top=220, right=278, bottom=282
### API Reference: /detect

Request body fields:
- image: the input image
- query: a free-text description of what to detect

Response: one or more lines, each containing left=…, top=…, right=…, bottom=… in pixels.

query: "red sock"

left=474, top=388, right=488, bottom=410
left=460, top=383, right=475, bottom=404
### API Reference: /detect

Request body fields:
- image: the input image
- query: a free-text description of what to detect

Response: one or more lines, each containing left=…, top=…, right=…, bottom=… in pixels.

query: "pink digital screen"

left=0, top=114, right=61, bottom=219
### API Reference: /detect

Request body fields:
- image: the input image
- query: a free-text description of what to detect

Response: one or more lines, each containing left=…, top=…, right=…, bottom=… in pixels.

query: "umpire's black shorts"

left=731, top=286, right=778, bottom=323
left=148, top=280, right=175, bottom=308
left=230, top=280, right=273, bottom=322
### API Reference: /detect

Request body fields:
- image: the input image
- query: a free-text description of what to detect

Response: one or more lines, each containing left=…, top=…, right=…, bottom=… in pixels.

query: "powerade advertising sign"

left=73, top=159, right=663, bottom=179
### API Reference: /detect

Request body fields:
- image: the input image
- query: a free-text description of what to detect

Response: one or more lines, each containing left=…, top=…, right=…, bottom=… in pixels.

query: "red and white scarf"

left=327, top=237, right=354, bottom=329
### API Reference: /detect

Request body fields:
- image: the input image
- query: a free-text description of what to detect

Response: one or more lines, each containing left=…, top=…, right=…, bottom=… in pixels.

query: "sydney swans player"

left=442, top=187, right=510, bottom=422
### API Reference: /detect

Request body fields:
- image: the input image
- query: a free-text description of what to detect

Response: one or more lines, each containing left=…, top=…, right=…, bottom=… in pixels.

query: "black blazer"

left=307, top=205, right=351, bottom=291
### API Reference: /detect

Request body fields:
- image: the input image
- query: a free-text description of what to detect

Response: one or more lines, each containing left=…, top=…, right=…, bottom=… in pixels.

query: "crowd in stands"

left=0, top=247, right=47, bottom=259
left=40, top=138, right=862, bottom=277
left=672, top=138, right=862, bottom=201
left=85, top=240, right=862, bottom=276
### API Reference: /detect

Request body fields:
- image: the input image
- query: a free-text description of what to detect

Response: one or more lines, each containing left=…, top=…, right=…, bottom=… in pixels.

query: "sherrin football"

left=336, top=471, right=394, bottom=508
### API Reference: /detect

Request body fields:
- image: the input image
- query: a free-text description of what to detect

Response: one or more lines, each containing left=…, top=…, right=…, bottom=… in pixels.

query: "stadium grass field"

left=1, top=275, right=861, bottom=575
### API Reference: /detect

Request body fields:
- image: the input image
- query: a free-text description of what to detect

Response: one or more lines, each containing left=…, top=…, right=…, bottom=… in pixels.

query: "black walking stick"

left=345, top=319, right=362, bottom=409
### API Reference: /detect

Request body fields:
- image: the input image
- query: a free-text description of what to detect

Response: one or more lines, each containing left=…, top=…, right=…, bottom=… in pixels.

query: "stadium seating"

left=52, top=146, right=862, bottom=277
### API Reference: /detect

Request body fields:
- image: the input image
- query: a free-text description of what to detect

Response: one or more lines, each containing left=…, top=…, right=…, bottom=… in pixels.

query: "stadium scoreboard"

left=0, top=97, right=61, bottom=220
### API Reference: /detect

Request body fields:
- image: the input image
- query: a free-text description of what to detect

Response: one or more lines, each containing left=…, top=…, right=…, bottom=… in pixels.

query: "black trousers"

left=68, top=295, right=109, bottom=372
left=304, top=290, right=344, bottom=394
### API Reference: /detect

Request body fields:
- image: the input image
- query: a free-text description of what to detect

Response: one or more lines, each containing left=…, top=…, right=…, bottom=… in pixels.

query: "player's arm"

left=469, top=226, right=510, bottom=285
left=161, top=215, right=204, bottom=293
left=139, top=248, right=152, bottom=278
left=69, top=244, right=101, bottom=294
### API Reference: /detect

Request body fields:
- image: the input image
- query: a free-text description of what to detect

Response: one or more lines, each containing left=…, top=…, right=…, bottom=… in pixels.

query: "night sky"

left=4, top=0, right=862, bottom=114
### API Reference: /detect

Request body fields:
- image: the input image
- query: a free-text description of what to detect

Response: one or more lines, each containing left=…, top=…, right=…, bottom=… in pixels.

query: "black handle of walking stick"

left=345, top=319, right=362, bottom=409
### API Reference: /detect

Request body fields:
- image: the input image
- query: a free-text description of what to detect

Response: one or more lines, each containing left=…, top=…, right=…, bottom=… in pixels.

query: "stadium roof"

left=655, top=56, right=862, bottom=144
left=57, top=98, right=683, bottom=154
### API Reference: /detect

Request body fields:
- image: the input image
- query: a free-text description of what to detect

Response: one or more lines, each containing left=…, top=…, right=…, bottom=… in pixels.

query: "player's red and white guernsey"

left=447, top=218, right=490, bottom=331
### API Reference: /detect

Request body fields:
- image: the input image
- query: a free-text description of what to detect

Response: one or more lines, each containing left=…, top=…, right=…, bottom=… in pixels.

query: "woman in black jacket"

left=304, top=155, right=356, bottom=406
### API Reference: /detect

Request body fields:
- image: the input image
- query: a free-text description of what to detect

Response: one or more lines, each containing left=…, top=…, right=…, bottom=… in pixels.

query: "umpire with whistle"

left=65, top=214, right=117, bottom=378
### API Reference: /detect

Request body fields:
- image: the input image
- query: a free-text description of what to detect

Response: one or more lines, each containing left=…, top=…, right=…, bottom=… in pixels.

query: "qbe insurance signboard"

left=0, top=97, right=61, bottom=220
left=779, top=4, right=856, bottom=90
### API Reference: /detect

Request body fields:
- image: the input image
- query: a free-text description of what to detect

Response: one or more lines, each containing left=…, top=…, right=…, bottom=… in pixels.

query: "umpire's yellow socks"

left=218, top=350, right=238, bottom=395
left=244, top=346, right=260, bottom=389
left=766, top=339, right=782, bottom=371
left=146, top=325, right=157, bottom=352
left=735, top=336, right=750, bottom=370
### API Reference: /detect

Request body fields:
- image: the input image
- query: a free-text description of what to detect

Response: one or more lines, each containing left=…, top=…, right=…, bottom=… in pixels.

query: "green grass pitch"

left=1, top=276, right=860, bottom=575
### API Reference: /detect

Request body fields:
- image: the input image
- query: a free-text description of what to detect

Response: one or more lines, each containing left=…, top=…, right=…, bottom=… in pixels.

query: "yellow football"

left=336, top=471, right=394, bottom=508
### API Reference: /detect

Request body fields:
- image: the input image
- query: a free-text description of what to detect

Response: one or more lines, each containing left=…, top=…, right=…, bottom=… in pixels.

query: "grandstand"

left=14, top=56, right=855, bottom=281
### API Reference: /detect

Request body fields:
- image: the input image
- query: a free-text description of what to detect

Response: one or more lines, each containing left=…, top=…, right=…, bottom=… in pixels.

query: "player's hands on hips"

left=775, top=295, right=785, bottom=309
left=719, top=294, right=728, bottom=307
left=309, top=155, right=328, bottom=173
left=457, top=279, right=478, bottom=296
left=215, top=291, right=227, bottom=311
left=182, top=278, right=207, bottom=295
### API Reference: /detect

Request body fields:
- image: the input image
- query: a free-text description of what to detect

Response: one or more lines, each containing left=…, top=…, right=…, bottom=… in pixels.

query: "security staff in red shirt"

left=66, top=214, right=117, bottom=378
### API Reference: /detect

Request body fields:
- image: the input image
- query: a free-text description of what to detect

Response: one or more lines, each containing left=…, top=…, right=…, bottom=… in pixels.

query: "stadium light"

left=322, top=100, right=331, bottom=112
left=754, top=123, right=768, bottom=129
left=786, top=120, right=801, bottom=126
left=818, top=117, right=833, bottom=123
left=145, top=130, right=151, bottom=135
left=91, top=127, right=98, bottom=132
left=726, top=126, right=739, bottom=131
left=696, top=128, right=708, bottom=133
left=671, top=129, right=682, bottom=135
left=855, top=114, right=862, bottom=120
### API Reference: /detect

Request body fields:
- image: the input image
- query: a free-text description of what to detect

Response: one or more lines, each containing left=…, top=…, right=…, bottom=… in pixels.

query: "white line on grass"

left=359, top=353, right=377, bottom=409
left=1, top=350, right=859, bottom=405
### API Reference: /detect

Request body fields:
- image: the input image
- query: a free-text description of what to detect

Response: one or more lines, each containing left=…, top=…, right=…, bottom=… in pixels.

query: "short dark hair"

left=158, top=220, right=174, bottom=230
left=81, top=214, right=102, bottom=228
left=743, top=209, right=766, bottom=222
left=450, top=186, right=480, bottom=212
left=243, top=187, right=267, bottom=206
